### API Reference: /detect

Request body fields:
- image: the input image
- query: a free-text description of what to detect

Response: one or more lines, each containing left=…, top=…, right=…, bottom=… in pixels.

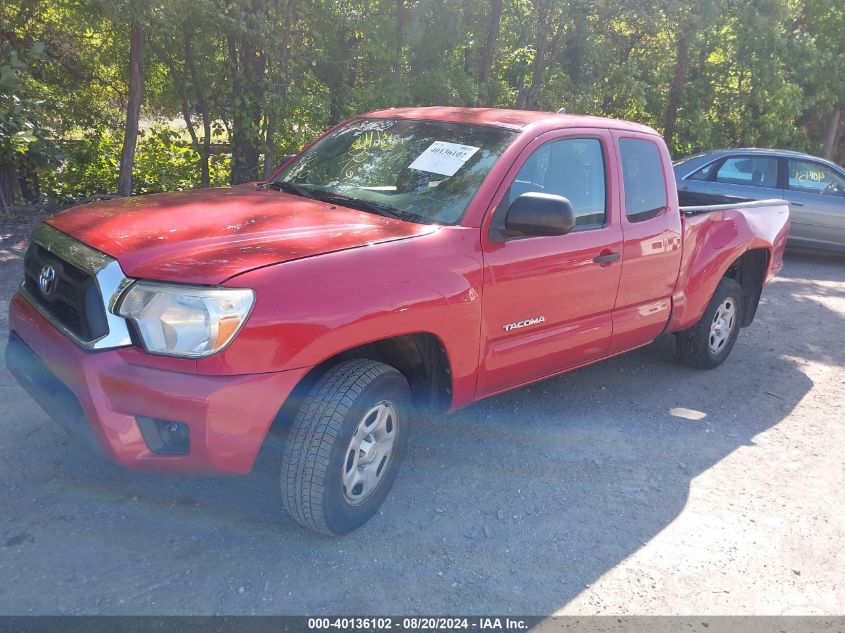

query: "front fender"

left=199, top=227, right=485, bottom=410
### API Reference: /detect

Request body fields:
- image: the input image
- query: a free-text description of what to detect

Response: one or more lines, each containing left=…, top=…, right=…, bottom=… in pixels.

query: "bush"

left=38, top=126, right=231, bottom=204
left=133, top=128, right=230, bottom=194
left=38, top=129, right=119, bottom=203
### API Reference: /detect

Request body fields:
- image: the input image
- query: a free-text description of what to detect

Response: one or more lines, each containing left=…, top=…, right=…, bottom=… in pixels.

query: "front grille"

left=23, top=242, right=109, bottom=342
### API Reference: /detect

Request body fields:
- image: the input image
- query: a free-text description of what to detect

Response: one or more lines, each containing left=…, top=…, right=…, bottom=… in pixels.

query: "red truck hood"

left=47, top=186, right=437, bottom=285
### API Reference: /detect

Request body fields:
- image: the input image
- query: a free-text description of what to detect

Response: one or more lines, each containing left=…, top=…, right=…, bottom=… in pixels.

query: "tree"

left=117, top=22, right=144, bottom=196
left=478, top=0, right=503, bottom=105
left=225, top=0, right=268, bottom=184
left=822, top=104, right=841, bottom=159
left=263, top=0, right=299, bottom=178
left=0, top=41, right=47, bottom=209
left=4, top=0, right=845, bottom=208
left=795, top=0, right=845, bottom=161
left=661, top=0, right=717, bottom=153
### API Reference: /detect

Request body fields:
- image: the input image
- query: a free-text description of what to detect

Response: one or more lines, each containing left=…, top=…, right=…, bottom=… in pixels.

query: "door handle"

left=593, top=252, right=621, bottom=264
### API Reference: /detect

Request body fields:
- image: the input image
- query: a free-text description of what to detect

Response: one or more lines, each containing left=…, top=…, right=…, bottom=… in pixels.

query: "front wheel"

left=676, top=277, right=744, bottom=370
left=280, top=359, right=411, bottom=536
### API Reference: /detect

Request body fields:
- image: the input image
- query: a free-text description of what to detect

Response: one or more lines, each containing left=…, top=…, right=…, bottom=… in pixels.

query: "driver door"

left=477, top=129, right=623, bottom=398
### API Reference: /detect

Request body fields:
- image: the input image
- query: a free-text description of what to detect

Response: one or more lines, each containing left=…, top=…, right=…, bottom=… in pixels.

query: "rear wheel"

left=280, top=359, right=411, bottom=535
left=676, top=277, right=744, bottom=369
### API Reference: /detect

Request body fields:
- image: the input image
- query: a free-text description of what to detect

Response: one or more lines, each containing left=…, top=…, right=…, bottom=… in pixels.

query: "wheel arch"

left=670, top=243, right=773, bottom=332
left=720, top=247, right=770, bottom=327
left=267, top=332, right=453, bottom=440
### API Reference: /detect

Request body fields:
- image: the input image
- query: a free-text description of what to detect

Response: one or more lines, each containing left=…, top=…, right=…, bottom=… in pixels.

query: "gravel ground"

left=0, top=215, right=843, bottom=616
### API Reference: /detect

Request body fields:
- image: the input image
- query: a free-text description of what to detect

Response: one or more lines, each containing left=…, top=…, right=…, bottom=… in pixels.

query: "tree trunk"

left=514, top=62, right=528, bottom=109
left=161, top=49, right=205, bottom=186
left=461, top=0, right=472, bottom=75
left=562, top=6, right=587, bottom=86
left=228, top=35, right=265, bottom=184
left=663, top=30, right=690, bottom=152
left=183, top=28, right=210, bottom=188
left=835, top=132, right=845, bottom=166
left=17, top=150, right=39, bottom=201
left=329, top=90, right=344, bottom=125
left=200, top=103, right=211, bottom=187
left=526, top=36, right=547, bottom=109
left=178, top=92, right=206, bottom=183
left=117, top=24, right=144, bottom=196
left=263, top=119, right=276, bottom=180
left=478, top=0, right=503, bottom=106
left=228, top=0, right=267, bottom=185
left=264, top=0, right=298, bottom=178
left=519, top=3, right=550, bottom=110
left=0, top=161, right=19, bottom=212
left=393, top=0, right=406, bottom=78
left=822, top=104, right=841, bottom=160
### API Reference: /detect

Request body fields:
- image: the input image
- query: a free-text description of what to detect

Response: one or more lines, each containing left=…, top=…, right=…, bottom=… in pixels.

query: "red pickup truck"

left=6, top=107, right=790, bottom=535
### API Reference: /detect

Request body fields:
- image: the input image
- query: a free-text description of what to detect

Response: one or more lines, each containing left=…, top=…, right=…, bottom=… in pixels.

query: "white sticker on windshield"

left=409, top=141, right=480, bottom=177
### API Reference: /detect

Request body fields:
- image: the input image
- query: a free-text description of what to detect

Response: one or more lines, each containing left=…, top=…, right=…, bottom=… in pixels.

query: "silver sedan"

left=674, top=148, right=845, bottom=252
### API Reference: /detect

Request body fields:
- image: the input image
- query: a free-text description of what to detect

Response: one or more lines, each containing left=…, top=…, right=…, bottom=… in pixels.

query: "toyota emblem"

left=38, top=264, right=57, bottom=297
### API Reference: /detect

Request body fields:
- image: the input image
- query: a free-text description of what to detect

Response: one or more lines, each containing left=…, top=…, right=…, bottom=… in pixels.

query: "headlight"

left=117, top=282, right=255, bottom=358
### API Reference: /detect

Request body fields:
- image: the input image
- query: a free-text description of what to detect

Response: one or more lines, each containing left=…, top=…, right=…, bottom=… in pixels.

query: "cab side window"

left=787, top=159, right=845, bottom=196
left=503, top=138, right=607, bottom=228
left=619, top=138, right=667, bottom=222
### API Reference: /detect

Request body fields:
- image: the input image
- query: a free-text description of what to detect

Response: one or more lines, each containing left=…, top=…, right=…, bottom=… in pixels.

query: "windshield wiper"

left=266, top=183, right=436, bottom=225
left=263, top=180, right=317, bottom=200
left=310, top=191, right=436, bottom=225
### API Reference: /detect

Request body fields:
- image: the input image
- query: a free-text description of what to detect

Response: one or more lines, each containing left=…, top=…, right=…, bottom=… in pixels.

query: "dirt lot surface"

left=0, top=214, right=843, bottom=615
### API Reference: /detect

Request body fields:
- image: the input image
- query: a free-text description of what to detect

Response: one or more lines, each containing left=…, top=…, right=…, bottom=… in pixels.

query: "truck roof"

left=362, top=106, right=660, bottom=135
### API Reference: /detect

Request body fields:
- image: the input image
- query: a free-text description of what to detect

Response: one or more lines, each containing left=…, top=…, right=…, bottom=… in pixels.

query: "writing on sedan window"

left=791, top=168, right=827, bottom=184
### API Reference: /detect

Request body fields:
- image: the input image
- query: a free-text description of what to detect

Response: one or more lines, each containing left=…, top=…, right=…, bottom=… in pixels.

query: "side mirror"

left=504, top=192, right=576, bottom=237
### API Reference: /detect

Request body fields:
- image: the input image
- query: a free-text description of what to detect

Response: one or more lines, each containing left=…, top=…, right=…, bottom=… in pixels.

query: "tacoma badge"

left=503, top=316, right=545, bottom=332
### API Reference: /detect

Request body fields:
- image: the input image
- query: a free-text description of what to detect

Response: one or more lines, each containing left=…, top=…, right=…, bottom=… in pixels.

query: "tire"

left=280, top=359, right=411, bottom=536
left=676, top=277, right=744, bottom=370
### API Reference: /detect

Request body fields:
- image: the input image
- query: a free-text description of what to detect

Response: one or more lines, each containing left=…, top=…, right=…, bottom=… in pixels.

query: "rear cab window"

left=619, top=138, right=667, bottom=222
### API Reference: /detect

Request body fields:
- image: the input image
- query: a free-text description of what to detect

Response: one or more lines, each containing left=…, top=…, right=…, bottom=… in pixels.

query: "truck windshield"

left=272, top=118, right=517, bottom=225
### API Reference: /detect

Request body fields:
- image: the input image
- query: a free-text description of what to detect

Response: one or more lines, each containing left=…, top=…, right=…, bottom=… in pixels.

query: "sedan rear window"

left=688, top=162, right=718, bottom=181
left=715, top=156, right=778, bottom=188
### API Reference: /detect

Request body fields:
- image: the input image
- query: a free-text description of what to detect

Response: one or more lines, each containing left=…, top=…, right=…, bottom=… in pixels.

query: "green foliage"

left=132, top=128, right=229, bottom=194
left=39, top=128, right=230, bottom=203
left=39, top=130, right=119, bottom=203
left=0, top=43, right=45, bottom=159
left=2, top=0, right=845, bottom=207
left=0, top=34, right=61, bottom=209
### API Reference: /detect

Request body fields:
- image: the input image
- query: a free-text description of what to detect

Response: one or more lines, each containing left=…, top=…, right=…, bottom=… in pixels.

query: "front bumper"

left=7, top=292, right=309, bottom=475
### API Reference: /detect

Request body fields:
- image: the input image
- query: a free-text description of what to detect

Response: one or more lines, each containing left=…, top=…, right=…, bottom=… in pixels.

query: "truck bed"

left=678, top=191, right=788, bottom=215
left=668, top=194, right=791, bottom=333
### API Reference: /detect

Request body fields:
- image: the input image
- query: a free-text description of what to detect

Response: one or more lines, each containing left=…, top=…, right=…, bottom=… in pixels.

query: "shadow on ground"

left=0, top=249, right=840, bottom=614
